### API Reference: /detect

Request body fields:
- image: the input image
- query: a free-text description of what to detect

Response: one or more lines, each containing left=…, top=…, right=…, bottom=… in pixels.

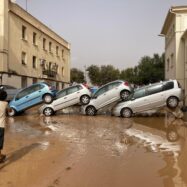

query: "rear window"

left=163, top=82, right=174, bottom=91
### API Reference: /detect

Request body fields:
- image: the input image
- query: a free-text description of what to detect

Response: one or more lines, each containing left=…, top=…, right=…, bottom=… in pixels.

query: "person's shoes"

left=0, top=154, right=6, bottom=163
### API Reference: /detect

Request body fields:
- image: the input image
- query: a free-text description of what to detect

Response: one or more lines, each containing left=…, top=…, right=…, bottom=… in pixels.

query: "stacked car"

left=6, top=79, right=183, bottom=118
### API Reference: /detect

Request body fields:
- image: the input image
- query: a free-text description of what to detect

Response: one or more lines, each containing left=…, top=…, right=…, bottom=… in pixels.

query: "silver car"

left=40, top=84, right=91, bottom=116
left=112, top=80, right=182, bottom=118
left=82, top=80, right=132, bottom=116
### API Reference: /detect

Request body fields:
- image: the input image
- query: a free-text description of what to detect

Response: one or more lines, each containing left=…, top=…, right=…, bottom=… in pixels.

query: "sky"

left=16, top=0, right=187, bottom=70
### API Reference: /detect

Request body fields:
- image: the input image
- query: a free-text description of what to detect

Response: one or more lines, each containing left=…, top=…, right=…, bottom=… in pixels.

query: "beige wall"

left=0, top=0, right=70, bottom=88
left=165, top=18, right=176, bottom=80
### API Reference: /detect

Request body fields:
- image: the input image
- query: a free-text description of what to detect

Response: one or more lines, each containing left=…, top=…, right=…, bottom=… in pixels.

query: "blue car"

left=8, top=82, right=56, bottom=116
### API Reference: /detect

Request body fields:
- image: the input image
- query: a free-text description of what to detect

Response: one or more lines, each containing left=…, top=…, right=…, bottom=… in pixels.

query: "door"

left=92, top=85, right=109, bottom=109
left=131, top=88, right=150, bottom=112
left=53, top=89, right=68, bottom=110
left=65, top=86, right=80, bottom=106
left=106, top=81, right=122, bottom=104
left=146, top=84, right=164, bottom=109
left=27, top=84, right=44, bottom=105
left=14, top=87, right=32, bottom=111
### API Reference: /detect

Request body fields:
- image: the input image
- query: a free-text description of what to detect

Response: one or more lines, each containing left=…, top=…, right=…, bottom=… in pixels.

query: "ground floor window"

left=33, top=78, right=37, bottom=84
left=21, top=77, right=27, bottom=88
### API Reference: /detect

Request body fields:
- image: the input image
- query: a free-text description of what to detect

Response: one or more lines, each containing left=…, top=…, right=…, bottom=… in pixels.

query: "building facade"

left=161, top=6, right=187, bottom=104
left=0, top=0, right=70, bottom=90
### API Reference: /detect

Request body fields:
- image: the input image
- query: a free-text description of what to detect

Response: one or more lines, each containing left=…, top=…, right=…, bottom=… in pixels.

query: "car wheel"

left=121, top=108, right=132, bottom=118
left=167, top=96, right=179, bottom=109
left=43, top=107, right=54, bottom=116
left=86, top=106, right=96, bottom=116
left=166, top=127, right=179, bottom=142
left=80, top=95, right=90, bottom=105
left=8, top=108, right=16, bottom=117
left=43, top=94, right=53, bottom=104
left=120, top=90, right=130, bottom=100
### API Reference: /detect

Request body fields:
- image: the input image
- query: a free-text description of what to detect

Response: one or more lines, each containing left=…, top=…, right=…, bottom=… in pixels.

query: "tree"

left=120, top=68, right=135, bottom=83
left=87, top=65, right=101, bottom=85
left=137, top=53, right=165, bottom=84
left=87, top=65, right=120, bottom=85
left=100, top=65, right=120, bottom=85
left=70, top=68, right=85, bottom=83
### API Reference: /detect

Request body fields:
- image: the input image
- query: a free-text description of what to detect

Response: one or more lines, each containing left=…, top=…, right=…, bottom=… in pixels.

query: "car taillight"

left=124, top=81, right=129, bottom=86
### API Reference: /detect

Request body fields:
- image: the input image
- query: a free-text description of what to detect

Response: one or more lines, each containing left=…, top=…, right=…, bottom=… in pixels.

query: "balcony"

left=42, top=70, right=57, bottom=78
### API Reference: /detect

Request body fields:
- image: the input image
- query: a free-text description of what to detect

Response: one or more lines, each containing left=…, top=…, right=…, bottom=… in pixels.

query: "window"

left=147, top=84, right=163, bottom=95
left=21, top=52, right=27, bottom=65
left=171, top=54, right=174, bottom=68
left=94, top=86, right=107, bottom=97
left=56, top=46, right=59, bottom=56
left=43, top=38, right=46, bottom=50
left=32, top=56, right=37, bottom=68
left=163, top=82, right=174, bottom=91
left=33, top=78, right=37, bottom=84
left=67, top=86, right=79, bottom=95
left=49, top=42, right=52, bottom=52
left=33, top=32, right=37, bottom=45
left=167, top=58, right=170, bottom=71
left=62, top=67, right=64, bottom=76
left=108, top=82, right=121, bottom=90
left=133, top=88, right=146, bottom=99
left=49, top=62, right=52, bottom=70
left=22, top=25, right=27, bottom=40
left=21, top=77, right=27, bottom=88
left=57, top=90, right=67, bottom=99
left=62, top=49, right=64, bottom=59
left=31, top=84, right=44, bottom=92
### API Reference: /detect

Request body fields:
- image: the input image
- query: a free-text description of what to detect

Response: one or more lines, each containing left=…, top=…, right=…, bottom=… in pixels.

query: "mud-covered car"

left=112, top=80, right=182, bottom=118
left=82, top=80, right=132, bottom=116
left=40, top=84, right=91, bottom=116
left=8, top=82, right=56, bottom=116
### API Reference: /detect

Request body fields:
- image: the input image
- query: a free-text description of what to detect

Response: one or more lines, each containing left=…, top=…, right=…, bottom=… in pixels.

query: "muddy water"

left=0, top=112, right=187, bottom=187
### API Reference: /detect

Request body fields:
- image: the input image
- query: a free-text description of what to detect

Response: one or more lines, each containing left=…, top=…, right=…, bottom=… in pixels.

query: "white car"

left=112, top=80, right=182, bottom=118
left=82, top=80, right=132, bottom=116
left=41, top=84, right=91, bottom=116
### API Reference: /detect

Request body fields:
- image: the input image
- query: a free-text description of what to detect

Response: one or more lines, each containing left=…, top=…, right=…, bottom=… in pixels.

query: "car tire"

left=8, top=108, right=16, bottom=117
left=86, top=106, right=96, bottom=116
left=80, top=95, right=90, bottom=105
left=167, top=96, right=179, bottom=109
left=121, top=108, right=132, bottom=118
left=43, top=94, right=53, bottom=104
left=166, top=127, right=179, bottom=142
left=120, top=90, right=130, bottom=101
left=43, top=107, right=54, bottom=116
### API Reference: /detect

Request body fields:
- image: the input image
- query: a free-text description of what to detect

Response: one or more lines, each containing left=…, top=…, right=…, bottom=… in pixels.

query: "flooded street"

left=0, top=109, right=187, bottom=187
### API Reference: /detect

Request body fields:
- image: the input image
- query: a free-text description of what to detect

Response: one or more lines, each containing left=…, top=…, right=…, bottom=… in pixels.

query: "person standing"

left=0, top=89, right=8, bottom=163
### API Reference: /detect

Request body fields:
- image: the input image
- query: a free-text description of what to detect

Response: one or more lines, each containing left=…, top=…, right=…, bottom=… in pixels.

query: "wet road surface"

left=0, top=109, right=187, bottom=187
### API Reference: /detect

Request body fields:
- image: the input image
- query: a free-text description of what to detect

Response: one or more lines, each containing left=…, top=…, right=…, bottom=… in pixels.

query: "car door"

left=130, top=88, right=150, bottom=112
left=65, top=86, right=80, bottom=106
left=106, top=81, right=122, bottom=103
left=146, top=84, right=165, bottom=109
left=92, top=85, right=109, bottom=109
left=14, top=87, right=32, bottom=111
left=52, top=89, right=68, bottom=110
left=28, top=84, right=44, bottom=105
